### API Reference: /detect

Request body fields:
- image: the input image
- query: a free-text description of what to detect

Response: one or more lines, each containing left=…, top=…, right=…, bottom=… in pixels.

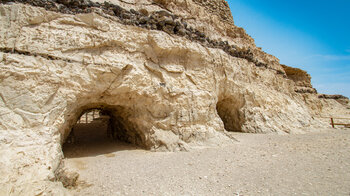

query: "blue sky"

left=226, top=0, right=350, bottom=97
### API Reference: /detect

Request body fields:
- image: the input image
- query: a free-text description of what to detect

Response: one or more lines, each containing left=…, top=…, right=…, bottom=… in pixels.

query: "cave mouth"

left=62, top=106, right=142, bottom=158
left=216, top=98, right=244, bottom=132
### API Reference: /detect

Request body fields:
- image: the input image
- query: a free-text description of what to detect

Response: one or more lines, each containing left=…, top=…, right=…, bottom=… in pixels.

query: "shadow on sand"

left=63, top=140, right=141, bottom=158
left=63, top=122, right=141, bottom=158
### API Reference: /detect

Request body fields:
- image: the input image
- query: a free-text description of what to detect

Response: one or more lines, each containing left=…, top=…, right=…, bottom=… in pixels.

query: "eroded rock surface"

left=281, top=64, right=317, bottom=94
left=0, top=0, right=349, bottom=194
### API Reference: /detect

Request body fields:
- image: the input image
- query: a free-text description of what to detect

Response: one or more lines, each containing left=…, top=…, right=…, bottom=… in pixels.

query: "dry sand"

left=63, top=128, right=350, bottom=196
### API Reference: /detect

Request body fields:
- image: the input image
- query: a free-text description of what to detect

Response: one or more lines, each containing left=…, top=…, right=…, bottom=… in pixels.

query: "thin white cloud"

left=306, top=54, right=350, bottom=61
left=313, top=82, right=350, bottom=98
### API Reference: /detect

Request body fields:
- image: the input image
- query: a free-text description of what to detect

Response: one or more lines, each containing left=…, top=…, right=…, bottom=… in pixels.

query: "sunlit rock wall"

left=0, top=0, right=349, bottom=194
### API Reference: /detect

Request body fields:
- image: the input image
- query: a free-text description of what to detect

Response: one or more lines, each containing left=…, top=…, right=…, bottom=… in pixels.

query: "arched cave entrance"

left=216, top=98, right=245, bottom=132
left=62, top=106, right=142, bottom=158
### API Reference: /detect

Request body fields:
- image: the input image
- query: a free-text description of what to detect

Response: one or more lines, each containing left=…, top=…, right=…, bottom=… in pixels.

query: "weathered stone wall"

left=0, top=0, right=349, bottom=194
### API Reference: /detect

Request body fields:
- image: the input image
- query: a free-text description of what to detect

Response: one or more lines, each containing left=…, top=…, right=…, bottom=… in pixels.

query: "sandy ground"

left=63, top=127, right=350, bottom=196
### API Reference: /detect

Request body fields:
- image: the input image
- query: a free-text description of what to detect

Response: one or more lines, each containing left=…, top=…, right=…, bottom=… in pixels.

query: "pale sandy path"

left=64, top=128, right=350, bottom=196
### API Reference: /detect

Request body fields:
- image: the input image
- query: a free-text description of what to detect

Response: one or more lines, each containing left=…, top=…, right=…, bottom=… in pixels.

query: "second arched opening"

left=216, top=97, right=245, bottom=132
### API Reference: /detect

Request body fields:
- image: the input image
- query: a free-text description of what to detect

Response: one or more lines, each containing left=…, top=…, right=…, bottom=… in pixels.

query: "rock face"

left=281, top=64, right=317, bottom=94
left=0, top=0, right=349, bottom=194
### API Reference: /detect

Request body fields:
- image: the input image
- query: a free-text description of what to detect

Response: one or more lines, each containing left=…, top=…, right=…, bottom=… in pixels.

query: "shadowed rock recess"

left=0, top=0, right=349, bottom=194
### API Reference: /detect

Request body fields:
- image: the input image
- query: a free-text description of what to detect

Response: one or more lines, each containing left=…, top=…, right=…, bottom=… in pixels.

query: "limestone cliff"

left=281, top=64, right=317, bottom=94
left=0, top=0, right=349, bottom=194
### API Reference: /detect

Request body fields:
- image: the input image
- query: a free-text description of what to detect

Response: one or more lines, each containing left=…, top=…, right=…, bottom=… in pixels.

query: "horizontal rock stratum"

left=0, top=0, right=349, bottom=194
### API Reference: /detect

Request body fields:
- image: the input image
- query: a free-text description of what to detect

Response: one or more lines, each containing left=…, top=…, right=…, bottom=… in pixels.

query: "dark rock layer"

left=0, top=0, right=273, bottom=70
left=318, top=94, right=349, bottom=100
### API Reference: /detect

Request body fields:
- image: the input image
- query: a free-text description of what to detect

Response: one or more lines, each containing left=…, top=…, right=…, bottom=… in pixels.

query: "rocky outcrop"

left=0, top=0, right=349, bottom=194
left=318, top=94, right=349, bottom=100
left=281, top=64, right=317, bottom=94
left=318, top=94, right=349, bottom=105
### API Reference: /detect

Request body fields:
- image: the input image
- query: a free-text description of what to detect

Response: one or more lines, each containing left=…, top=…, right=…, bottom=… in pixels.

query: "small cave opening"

left=216, top=98, right=245, bottom=132
left=62, top=106, right=142, bottom=158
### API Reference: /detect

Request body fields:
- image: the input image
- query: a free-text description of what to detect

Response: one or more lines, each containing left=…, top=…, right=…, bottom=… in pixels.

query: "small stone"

left=151, top=24, right=157, bottom=29
left=80, top=0, right=89, bottom=8
left=198, top=37, right=205, bottom=43
left=196, top=31, right=205, bottom=38
left=176, top=28, right=186, bottom=36
left=56, top=0, right=71, bottom=5
left=121, top=12, right=131, bottom=19
left=164, top=17, right=175, bottom=25
left=91, top=1, right=100, bottom=7
left=139, top=16, right=149, bottom=24
left=103, top=1, right=111, bottom=7
left=113, top=5, right=124, bottom=16
left=163, top=25, right=174, bottom=34
left=156, top=10, right=171, bottom=17
left=130, top=9, right=138, bottom=15
left=157, top=20, right=165, bottom=28
left=138, top=8, right=149, bottom=16
left=187, top=26, right=193, bottom=32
